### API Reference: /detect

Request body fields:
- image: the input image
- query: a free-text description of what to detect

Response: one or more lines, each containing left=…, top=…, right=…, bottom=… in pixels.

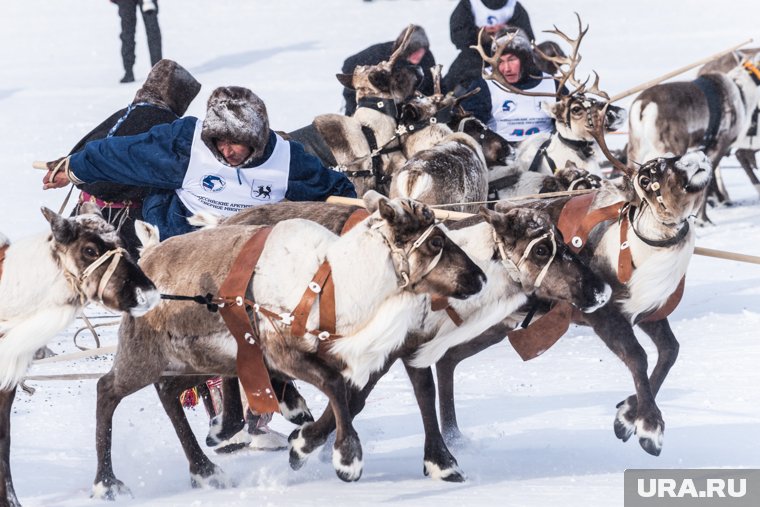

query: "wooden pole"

left=32, top=161, right=48, bottom=170
left=327, top=196, right=760, bottom=266
left=609, top=38, right=753, bottom=103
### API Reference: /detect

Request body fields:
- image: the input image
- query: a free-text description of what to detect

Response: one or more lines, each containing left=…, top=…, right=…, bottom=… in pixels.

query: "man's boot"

left=120, top=69, right=135, bottom=83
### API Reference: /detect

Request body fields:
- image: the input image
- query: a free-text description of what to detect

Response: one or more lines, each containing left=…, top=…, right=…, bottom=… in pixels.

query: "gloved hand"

left=42, top=156, right=71, bottom=190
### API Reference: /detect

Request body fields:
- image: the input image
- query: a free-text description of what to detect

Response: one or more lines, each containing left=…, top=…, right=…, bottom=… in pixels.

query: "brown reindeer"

left=435, top=103, right=713, bottom=457
left=90, top=193, right=485, bottom=497
left=1, top=204, right=158, bottom=507
left=628, top=52, right=760, bottom=222
left=190, top=198, right=610, bottom=482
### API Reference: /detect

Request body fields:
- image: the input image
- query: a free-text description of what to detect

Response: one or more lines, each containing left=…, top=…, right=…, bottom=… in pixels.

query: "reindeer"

left=90, top=193, right=485, bottom=497
left=191, top=197, right=610, bottom=482
left=471, top=14, right=627, bottom=182
left=286, top=26, right=422, bottom=196
left=698, top=48, right=760, bottom=198
left=434, top=99, right=714, bottom=457
left=628, top=51, right=760, bottom=222
left=486, top=160, right=602, bottom=200
left=0, top=204, right=158, bottom=507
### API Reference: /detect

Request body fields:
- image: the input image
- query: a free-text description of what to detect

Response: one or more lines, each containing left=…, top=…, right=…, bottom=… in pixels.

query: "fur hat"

left=133, top=59, right=201, bottom=117
left=392, top=25, right=430, bottom=59
left=491, top=26, right=540, bottom=81
left=201, top=86, right=270, bottom=166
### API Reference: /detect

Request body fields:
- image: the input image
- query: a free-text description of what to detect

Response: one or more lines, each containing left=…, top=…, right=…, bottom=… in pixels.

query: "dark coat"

left=341, top=43, right=436, bottom=115
left=442, top=0, right=534, bottom=92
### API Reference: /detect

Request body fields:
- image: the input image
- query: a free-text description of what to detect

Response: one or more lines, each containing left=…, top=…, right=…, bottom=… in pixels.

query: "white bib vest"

left=176, top=120, right=290, bottom=217
left=470, top=0, right=517, bottom=27
left=486, top=75, right=556, bottom=142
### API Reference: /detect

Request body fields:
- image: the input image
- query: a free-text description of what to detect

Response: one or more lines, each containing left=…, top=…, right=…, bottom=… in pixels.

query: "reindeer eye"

left=83, top=245, right=99, bottom=259
left=534, top=244, right=550, bottom=258
left=639, top=175, right=651, bottom=189
left=428, top=235, right=444, bottom=251
left=571, top=106, right=584, bottom=115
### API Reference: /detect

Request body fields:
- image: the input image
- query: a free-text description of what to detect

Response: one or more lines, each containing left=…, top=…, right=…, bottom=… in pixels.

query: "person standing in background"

left=112, top=0, right=162, bottom=83
left=442, top=0, right=534, bottom=92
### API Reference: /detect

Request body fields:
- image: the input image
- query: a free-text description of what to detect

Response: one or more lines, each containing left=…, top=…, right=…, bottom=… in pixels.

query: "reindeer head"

left=363, top=191, right=485, bottom=299
left=41, top=203, right=159, bottom=316
left=544, top=94, right=627, bottom=141
left=337, top=25, right=424, bottom=105
left=631, top=151, right=713, bottom=224
left=483, top=205, right=610, bottom=312
left=554, top=161, right=602, bottom=190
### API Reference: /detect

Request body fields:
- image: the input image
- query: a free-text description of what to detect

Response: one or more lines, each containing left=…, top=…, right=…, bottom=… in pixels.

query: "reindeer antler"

left=471, top=28, right=559, bottom=98
left=431, top=64, right=443, bottom=97
left=588, top=102, right=632, bottom=177
left=388, top=25, right=414, bottom=67
left=534, top=12, right=589, bottom=96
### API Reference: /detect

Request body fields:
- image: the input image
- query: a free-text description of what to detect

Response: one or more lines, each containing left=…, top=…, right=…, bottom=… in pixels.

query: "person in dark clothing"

left=69, top=58, right=201, bottom=258
left=112, top=0, right=162, bottom=83
left=341, top=25, right=436, bottom=116
left=442, top=0, right=534, bottom=93
left=460, top=27, right=559, bottom=143
left=43, top=86, right=356, bottom=240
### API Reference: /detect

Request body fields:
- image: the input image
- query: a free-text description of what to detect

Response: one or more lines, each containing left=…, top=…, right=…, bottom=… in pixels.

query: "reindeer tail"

left=187, top=210, right=223, bottom=229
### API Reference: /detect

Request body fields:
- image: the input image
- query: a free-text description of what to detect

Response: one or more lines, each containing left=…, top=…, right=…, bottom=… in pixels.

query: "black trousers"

left=116, top=0, right=162, bottom=72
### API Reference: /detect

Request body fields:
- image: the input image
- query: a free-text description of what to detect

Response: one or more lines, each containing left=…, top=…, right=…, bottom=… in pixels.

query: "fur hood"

left=393, top=25, right=430, bottom=59
left=133, top=59, right=201, bottom=116
left=491, top=26, right=540, bottom=81
left=200, top=86, right=270, bottom=166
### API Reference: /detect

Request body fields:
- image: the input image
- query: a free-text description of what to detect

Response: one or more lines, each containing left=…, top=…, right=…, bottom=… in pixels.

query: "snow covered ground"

left=1, top=1, right=759, bottom=506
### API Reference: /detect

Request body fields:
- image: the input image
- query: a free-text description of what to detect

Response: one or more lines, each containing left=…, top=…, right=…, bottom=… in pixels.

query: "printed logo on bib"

left=501, top=99, right=516, bottom=113
left=486, top=15, right=499, bottom=25
left=251, top=181, right=274, bottom=200
left=202, top=174, right=226, bottom=192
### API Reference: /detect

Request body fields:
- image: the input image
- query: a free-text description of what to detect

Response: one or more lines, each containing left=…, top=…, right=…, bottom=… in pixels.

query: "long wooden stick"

left=609, top=38, right=753, bottom=103
left=32, top=160, right=48, bottom=170
left=327, top=196, right=760, bottom=265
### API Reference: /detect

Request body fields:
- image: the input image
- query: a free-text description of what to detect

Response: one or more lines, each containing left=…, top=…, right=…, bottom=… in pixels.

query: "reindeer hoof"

left=91, top=478, right=133, bottom=500
left=288, top=427, right=310, bottom=470
left=333, top=434, right=363, bottom=482
left=635, top=417, right=664, bottom=457
left=424, top=460, right=466, bottom=482
left=614, top=398, right=637, bottom=442
left=190, top=465, right=233, bottom=489
left=281, top=403, right=314, bottom=426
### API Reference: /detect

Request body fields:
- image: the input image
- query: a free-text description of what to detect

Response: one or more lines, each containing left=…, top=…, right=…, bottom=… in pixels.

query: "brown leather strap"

left=558, top=192, right=625, bottom=254
left=507, top=301, right=574, bottom=361
left=0, top=244, right=7, bottom=280
left=217, top=227, right=281, bottom=414
left=430, top=294, right=463, bottom=327
left=618, top=210, right=633, bottom=283
left=641, top=276, right=686, bottom=322
left=341, top=208, right=370, bottom=235
left=291, top=261, right=333, bottom=337
left=319, top=269, right=337, bottom=334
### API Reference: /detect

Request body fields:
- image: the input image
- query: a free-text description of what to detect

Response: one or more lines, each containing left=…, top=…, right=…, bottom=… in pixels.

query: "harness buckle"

left=651, top=181, right=661, bottom=191
left=430, top=116, right=437, bottom=124
left=279, top=312, right=295, bottom=325
left=244, top=332, right=256, bottom=345
left=317, top=331, right=330, bottom=341
left=308, top=281, right=322, bottom=294
left=620, top=241, right=630, bottom=250
left=571, top=236, right=583, bottom=248
left=235, top=296, right=244, bottom=306
left=376, top=101, right=384, bottom=108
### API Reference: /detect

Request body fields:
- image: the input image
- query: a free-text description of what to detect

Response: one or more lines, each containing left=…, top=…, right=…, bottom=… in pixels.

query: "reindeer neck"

left=402, top=123, right=453, bottom=157
left=353, top=107, right=398, bottom=144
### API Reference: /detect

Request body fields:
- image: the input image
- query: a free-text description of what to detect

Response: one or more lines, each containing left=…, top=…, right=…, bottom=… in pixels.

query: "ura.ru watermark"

left=624, top=469, right=760, bottom=506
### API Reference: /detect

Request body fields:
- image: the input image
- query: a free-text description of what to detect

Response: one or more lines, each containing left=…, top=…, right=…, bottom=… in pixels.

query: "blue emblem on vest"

left=486, top=15, right=499, bottom=25
left=502, top=99, right=516, bottom=113
left=202, top=174, right=226, bottom=192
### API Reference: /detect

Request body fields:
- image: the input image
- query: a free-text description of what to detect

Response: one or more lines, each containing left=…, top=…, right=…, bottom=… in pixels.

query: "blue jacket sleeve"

left=459, top=78, right=492, bottom=124
left=69, top=117, right=197, bottom=190
left=285, top=141, right=357, bottom=201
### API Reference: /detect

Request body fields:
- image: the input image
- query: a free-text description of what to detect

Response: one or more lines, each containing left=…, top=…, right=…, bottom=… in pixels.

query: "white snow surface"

left=1, top=1, right=759, bottom=506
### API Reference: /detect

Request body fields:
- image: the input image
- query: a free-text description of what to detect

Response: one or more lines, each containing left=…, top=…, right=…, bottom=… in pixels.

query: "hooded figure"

left=340, top=25, right=436, bottom=115
left=443, top=0, right=534, bottom=92
left=48, top=85, right=355, bottom=240
left=490, top=26, right=542, bottom=84
left=69, top=58, right=201, bottom=256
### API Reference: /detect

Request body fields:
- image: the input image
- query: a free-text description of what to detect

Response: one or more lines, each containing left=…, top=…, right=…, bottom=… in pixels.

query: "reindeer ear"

left=41, top=206, right=77, bottom=245
left=363, top=190, right=387, bottom=213
left=134, top=220, right=160, bottom=250
left=78, top=201, right=103, bottom=217
left=336, top=73, right=355, bottom=90
left=377, top=198, right=397, bottom=224
left=541, top=100, right=559, bottom=118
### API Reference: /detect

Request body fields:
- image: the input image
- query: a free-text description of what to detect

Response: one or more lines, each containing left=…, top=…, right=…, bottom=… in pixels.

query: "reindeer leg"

left=154, top=376, right=232, bottom=489
left=286, top=357, right=362, bottom=482
left=735, top=149, right=760, bottom=198
left=274, top=378, right=313, bottom=426
left=616, top=318, right=680, bottom=430
left=402, top=362, right=465, bottom=483
left=205, top=377, right=246, bottom=449
left=0, top=388, right=21, bottom=507
left=586, top=308, right=663, bottom=456
left=436, top=322, right=510, bottom=446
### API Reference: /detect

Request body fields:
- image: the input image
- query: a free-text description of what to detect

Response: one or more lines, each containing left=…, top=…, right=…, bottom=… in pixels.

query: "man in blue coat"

left=43, top=86, right=356, bottom=239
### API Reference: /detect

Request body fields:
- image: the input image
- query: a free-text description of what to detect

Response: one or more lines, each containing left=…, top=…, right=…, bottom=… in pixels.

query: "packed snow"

left=1, top=1, right=758, bottom=506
